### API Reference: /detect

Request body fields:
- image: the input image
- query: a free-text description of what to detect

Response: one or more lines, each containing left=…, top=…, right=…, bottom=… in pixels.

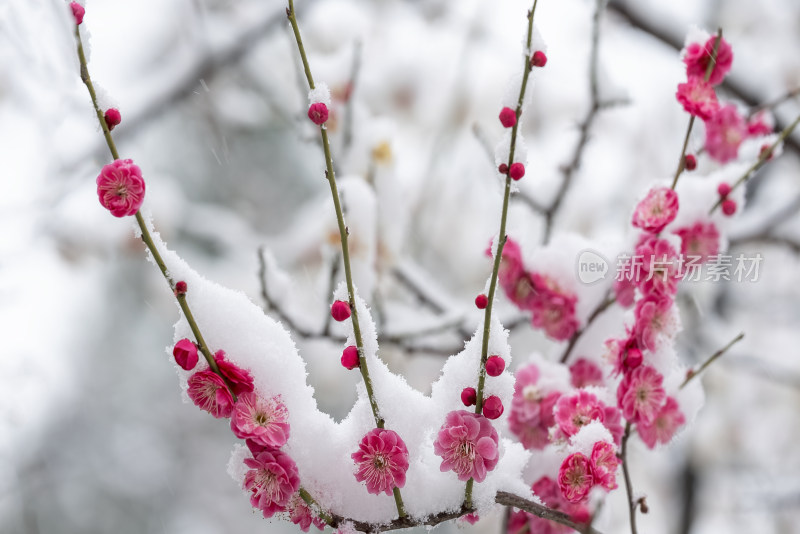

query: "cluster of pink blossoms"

left=509, top=476, right=590, bottom=534
left=606, top=186, right=690, bottom=449
left=170, top=334, right=318, bottom=524
left=675, top=33, right=772, bottom=164
left=558, top=441, right=620, bottom=503
left=495, top=239, right=580, bottom=341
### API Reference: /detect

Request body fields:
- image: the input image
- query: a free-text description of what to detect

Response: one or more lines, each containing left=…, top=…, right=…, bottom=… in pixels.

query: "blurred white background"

left=1, top=0, right=799, bottom=533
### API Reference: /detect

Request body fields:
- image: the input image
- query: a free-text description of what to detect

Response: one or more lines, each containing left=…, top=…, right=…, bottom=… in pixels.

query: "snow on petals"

left=676, top=78, right=719, bottom=120
left=558, top=452, right=594, bottom=503
left=243, top=449, right=301, bottom=518
left=631, top=187, right=679, bottom=234
left=433, top=410, right=499, bottom=482
left=351, top=428, right=410, bottom=496
left=590, top=441, right=619, bottom=490
left=683, top=34, right=733, bottom=85
left=96, top=159, right=145, bottom=217
left=230, top=392, right=290, bottom=449
left=214, top=350, right=255, bottom=396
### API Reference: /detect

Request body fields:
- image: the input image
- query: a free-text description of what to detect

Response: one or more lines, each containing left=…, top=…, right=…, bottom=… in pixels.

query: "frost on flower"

left=554, top=390, right=606, bottom=439
left=433, top=410, right=499, bottom=482
left=351, top=428, right=409, bottom=496
left=616, top=365, right=667, bottom=424
left=631, top=186, right=679, bottom=234
left=243, top=448, right=301, bottom=518
left=96, top=159, right=145, bottom=217
left=187, top=369, right=235, bottom=418
left=558, top=452, right=594, bottom=503
left=635, top=236, right=682, bottom=297
left=230, top=392, right=290, bottom=449
left=637, top=396, right=686, bottom=449
left=704, top=105, right=747, bottom=163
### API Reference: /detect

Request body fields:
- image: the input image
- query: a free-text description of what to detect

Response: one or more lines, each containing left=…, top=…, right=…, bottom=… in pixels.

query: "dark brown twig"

left=560, top=293, right=616, bottom=364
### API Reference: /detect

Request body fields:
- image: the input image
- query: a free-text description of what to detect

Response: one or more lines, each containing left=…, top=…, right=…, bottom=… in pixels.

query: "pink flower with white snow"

left=214, top=350, right=255, bottom=396
left=605, top=329, right=643, bottom=377
left=590, top=441, right=620, bottom=490
left=637, top=396, right=686, bottom=449
left=634, top=295, right=678, bottom=352
left=613, top=260, right=637, bottom=308
left=434, top=410, right=499, bottom=482
left=683, top=35, right=733, bottom=85
left=554, top=390, right=606, bottom=438
left=508, top=364, right=561, bottom=449
left=529, top=273, right=580, bottom=341
left=631, top=187, right=679, bottom=234
left=496, top=239, right=537, bottom=309
left=747, top=111, right=774, bottom=137
left=187, top=369, right=235, bottom=418
left=96, top=159, right=145, bottom=217
left=243, top=448, right=301, bottom=518
left=288, top=493, right=326, bottom=532
left=704, top=105, right=747, bottom=163
left=569, top=358, right=604, bottom=389
left=673, top=221, right=720, bottom=263
left=230, top=392, right=290, bottom=449
left=676, top=78, right=719, bottom=120
left=509, top=477, right=590, bottom=534
left=352, top=428, right=410, bottom=495
left=617, top=365, right=667, bottom=424
left=558, top=452, right=594, bottom=503
left=636, top=236, right=682, bottom=297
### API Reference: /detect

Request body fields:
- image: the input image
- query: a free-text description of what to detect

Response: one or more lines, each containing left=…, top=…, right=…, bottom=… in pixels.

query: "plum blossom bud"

left=461, top=387, right=477, bottom=406
left=70, top=2, right=85, bottom=25
left=341, top=345, right=360, bottom=370
left=331, top=300, right=351, bottom=322
left=104, top=108, right=122, bottom=131
left=174, top=281, right=188, bottom=295
left=531, top=51, right=547, bottom=68
left=308, top=103, right=329, bottom=125
left=486, top=355, right=506, bottom=377
left=173, top=338, right=199, bottom=370
left=499, top=107, right=517, bottom=128
left=482, top=395, right=504, bottom=419
left=509, top=162, right=525, bottom=181
left=475, top=294, right=488, bottom=309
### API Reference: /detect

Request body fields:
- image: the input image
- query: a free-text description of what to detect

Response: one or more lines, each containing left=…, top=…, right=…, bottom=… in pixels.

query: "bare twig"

left=560, top=293, right=616, bottom=364
left=729, top=233, right=800, bottom=255
left=748, top=86, right=800, bottom=119
left=620, top=422, right=639, bottom=534
left=681, top=332, right=744, bottom=388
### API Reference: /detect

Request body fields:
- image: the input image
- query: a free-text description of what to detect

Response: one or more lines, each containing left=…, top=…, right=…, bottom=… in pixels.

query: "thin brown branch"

left=681, top=332, right=744, bottom=388
left=729, top=233, right=800, bottom=254
left=560, top=293, right=616, bottom=364
left=620, top=422, right=639, bottom=534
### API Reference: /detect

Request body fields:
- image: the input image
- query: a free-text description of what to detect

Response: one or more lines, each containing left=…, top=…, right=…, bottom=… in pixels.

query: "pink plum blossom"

left=173, top=338, right=199, bottom=371
left=243, top=449, right=301, bottom=518
left=613, top=259, right=637, bottom=308
left=569, top=358, right=604, bottom=389
left=590, top=441, right=620, bottom=490
left=509, top=477, right=590, bottom=534
left=554, top=391, right=606, bottom=438
left=635, top=236, right=682, bottom=297
left=705, top=105, right=747, bottom=163
left=617, top=365, right=667, bottom=424
left=187, top=369, right=234, bottom=418
left=529, top=273, right=580, bottom=341
left=676, top=78, right=719, bottom=120
left=605, top=329, right=643, bottom=377
left=214, top=350, right=254, bottom=396
left=352, top=428, right=409, bottom=495
left=631, top=187, right=679, bottom=234
left=288, top=493, right=326, bottom=532
left=558, top=452, right=594, bottom=503
left=434, top=410, right=499, bottom=482
left=634, top=295, right=677, bottom=352
left=508, top=364, right=561, bottom=449
left=637, top=396, right=686, bottom=448
left=673, top=221, right=720, bottom=263
left=230, top=392, right=290, bottom=449
left=683, top=35, right=733, bottom=85
left=96, top=159, right=145, bottom=217
left=747, top=111, right=774, bottom=137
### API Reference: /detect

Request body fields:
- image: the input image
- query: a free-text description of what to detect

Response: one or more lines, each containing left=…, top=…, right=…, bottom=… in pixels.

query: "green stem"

left=299, top=487, right=335, bottom=526
left=286, top=0, right=405, bottom=517
left=466, top=0, right=540, bottom=510
left=709, top=113, right=800, bottom=214
left=75, top=25, right=224, bottom=383
left=671, top=30, right=722, bottom=190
